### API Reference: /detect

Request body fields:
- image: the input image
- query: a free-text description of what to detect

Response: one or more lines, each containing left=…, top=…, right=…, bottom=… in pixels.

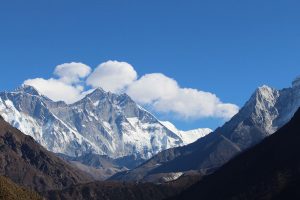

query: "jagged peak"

left=15, top=84, right=41, bottom=96
left=90, top=87, right=132, bottom=99
left=253, top=85, right=279, bottom=99
left=257, top=84, right=273, bottom=93
left=93, top=87, right=106, bottom=94
left=84, top=88, right=108, bottom=100
left=86, top=87, right=135, bottom=104
left=292, top=76, right=300, bottom=88
left=244, top=85, right=279, bottom=113
left=91, top=87, right=112, bottom=96
left=116, top=92, right=135, bottom=102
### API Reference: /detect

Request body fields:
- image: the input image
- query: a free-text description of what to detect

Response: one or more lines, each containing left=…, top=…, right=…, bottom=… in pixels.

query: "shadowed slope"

left=171, top=108, right=300, bottom=200
left=44, top=173, right=201, bottom=200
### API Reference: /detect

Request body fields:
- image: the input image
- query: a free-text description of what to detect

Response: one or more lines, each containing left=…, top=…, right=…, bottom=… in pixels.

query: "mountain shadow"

left=170, top=107, right=300, bottom=200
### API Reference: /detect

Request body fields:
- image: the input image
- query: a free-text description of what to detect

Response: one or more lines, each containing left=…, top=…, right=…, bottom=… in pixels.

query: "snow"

left=127, top=117, right=139, bottom=126
left=88, top=111, right=99, bottom=120
left=252, top=85, right=280, bottom=134
left=103, top=121, right=112, bottom=131
left=161, top=172, right=184, bottom=182
left=122, top=117, right=206, bottom=159
left=0, top=87, right=210, bottom=159
left=160, top=121, right=178, bottom=133
left=160, top=121, right=212, bottom=145
left=93, top=100, right=100, bottom=107
left=2, top=79, right=300, bottom=161
left=0, top=98, right=44, bottom=145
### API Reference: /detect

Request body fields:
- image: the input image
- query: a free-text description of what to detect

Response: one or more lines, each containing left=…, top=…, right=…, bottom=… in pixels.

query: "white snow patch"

left=160, top=121, right=212, bottom=145
left=161, top=172, right=184, bottom=182
left=93, top=100, right=100, bottom=107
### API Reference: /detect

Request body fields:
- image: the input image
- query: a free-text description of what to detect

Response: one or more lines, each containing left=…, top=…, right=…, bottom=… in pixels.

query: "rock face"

left=57, top=153, right=146, bottom=180
left=0, top=115, right=92, bottom=193
left=111, top=78, right=300, bottom=182
left=171, top=108, right=300, bottom=200
left=0, top=85, right=210, bottom=160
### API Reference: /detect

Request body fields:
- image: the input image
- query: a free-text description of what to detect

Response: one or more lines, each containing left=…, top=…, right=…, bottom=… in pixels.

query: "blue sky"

left=0, top=0, right=300, bottom=130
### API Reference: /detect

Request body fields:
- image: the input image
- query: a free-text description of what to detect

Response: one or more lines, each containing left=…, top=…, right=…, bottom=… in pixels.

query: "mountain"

left=0, top=85, right=210, bottom=161
left=0, top=175, right=42, bottom=200
left=57, top=153, right=146, bottom=180
left=0, top=114, right=198, bottom=200
left=111, top=77, right=300, bottom=182
left=0, top=115, right=92, bottom=193
left=170, top=107, right=300, bottom=200
left=160, top=121, right=211, bottom=144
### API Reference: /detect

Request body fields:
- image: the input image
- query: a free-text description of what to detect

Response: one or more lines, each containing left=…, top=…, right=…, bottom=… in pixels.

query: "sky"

left=0, top=0, right=300, bottom=130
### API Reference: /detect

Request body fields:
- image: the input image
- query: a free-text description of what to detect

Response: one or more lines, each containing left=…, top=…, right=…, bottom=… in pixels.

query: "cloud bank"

left=86, top=60, right=137, bottom=92
left=24, top=60, right=239, bottom=120
left=54, top=62, right=91, bottom=84
left=24, top=62, right=92, bottom=103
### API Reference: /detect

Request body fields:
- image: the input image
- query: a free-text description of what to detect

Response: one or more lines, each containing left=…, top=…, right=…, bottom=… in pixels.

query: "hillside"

left=0, top=175, right=42, bottom=200
left=171, top=108, right=300, bottom=199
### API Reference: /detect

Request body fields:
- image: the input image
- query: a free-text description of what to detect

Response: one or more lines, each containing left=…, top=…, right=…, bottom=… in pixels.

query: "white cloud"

left=126, top=73, right=179, bottom=104
left=24, top=62, right=92, bottom=104
left=127, top=74, right=239, bottom=120
left=24, top=78, right=87, bottom=104
left=86, top=60, right=137, bottom=92
left=54, top=62, right=91, bottom=84
left=215, top=103, right=240, bottom=119
left=23, top=60, right=239, bottom=120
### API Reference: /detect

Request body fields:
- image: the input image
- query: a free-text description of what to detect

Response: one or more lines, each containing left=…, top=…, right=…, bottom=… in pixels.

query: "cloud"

left=24, top=78, right=87, bottom=103
left=126, top=73, right=179, bottom=104
left=127, top=73, right=239, bottom=120
left=24, top=62, right=92, bottom=104
left=54, top=62, right=91, bottom=84
left=23, top=60, right=239, bottom=120
left=86, top=60, right=137, bottom=92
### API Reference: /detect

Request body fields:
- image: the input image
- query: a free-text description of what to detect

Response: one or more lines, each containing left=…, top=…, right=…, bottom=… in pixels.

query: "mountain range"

left=111, top=77, right=300, bottom=182
left=0, top=113, right=199, bottom=200
left=0, top=85, right=211, bottom=167
left=46, top=106, right=300, bottom=200
left=2, top=104, right=300, bottom=199
left=170, top=105, right=300, bottom=200
left=0, top=77, right=300, bottom=199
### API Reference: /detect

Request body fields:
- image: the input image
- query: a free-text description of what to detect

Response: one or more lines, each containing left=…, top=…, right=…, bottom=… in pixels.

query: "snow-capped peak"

left=0, top=85, right=211, bottom=160
left=246, top=85, right=279, bottom=112
left=256, top=85, right=278, bottom=99
left=223, top=78, right=300, bottom=149
left=160, top=121, right=212, bottom=145
left=16, top=84, right=41, bottom=96
left=87, top=87, right=106, bottom=97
